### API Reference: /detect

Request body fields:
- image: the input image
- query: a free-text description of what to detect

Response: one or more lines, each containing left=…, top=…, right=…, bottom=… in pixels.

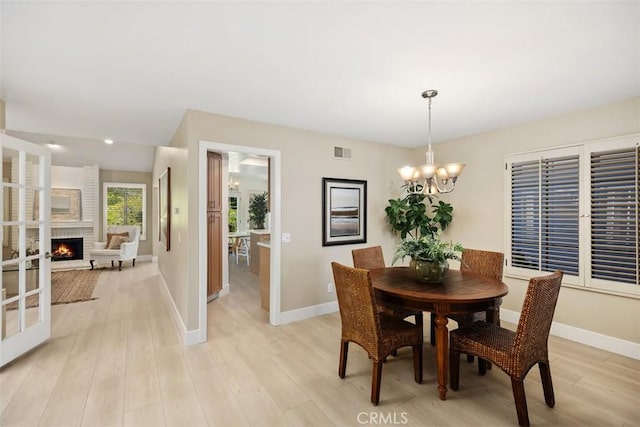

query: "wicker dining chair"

left=352, top=246, right=424, bottom=328
left=449, top=270, right=564, bottom=427
left=331, top=262, right=423, bottom=405
left=430, top=249, right=504, bottom=367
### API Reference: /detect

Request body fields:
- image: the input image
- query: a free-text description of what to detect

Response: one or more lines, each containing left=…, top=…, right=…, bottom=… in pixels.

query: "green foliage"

left=392, top=234, right=463, bottom=265
left=228, top=209, right=238, bottom=232
left=249, top=192, right=268, bottom=230
left=386, top=186, right=461, bottom=264
left=385, top=192, right=454, bottom=240
left=106, top=187, right=143, bottom=227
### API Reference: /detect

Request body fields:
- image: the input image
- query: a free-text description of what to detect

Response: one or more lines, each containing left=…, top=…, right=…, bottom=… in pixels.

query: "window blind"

left=510, top=155, right=580, bottom=275
left=590, top=147, right=639, bottom=285
left=511, top=160, right=540, bottom=269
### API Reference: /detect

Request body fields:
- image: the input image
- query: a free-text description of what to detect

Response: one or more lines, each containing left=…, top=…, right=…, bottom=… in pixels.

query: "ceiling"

left=2, top=2, right=638, bottom=172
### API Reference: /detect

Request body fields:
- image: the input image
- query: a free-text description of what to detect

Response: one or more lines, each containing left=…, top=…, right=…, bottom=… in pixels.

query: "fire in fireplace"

left=51, top=237, right=84, bottom=261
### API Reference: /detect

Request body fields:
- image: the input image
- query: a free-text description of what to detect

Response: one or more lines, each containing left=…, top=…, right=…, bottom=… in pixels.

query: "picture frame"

left=159, top=167, right=171, bottom=251
left=322, top=177, right=367, bottom=246
left=34, top=188, right=82, bottom=221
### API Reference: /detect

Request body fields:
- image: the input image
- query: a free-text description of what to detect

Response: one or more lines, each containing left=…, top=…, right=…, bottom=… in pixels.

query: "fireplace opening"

left=51, top=237, right=84, bottom=261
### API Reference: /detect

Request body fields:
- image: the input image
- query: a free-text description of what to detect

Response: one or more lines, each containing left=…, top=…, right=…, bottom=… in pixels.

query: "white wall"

left=431, top=97, right=640, bottom=343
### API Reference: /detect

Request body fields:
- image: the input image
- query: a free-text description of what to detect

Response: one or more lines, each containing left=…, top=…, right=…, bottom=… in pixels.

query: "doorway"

left=198, top=141, right=281, bottom=341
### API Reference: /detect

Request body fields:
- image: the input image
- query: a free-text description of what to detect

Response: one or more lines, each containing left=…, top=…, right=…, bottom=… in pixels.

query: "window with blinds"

left=506, top=135, right=639, bottom=295
left=510, top=155, right=579, bottom=276
left=590, top=147, right=639, bottom=285
left=103, top=183, right=146, bottom=240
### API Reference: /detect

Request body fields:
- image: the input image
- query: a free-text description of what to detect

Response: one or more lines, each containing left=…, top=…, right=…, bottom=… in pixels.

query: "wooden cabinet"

left=259, top=244, right=270, bottom=312
left=207, top=152, right=222, bottom=297
left=207, top=211, right=222, bottom=295
left=207, top=152, right=222, bottom=211
left=250, top=232, right=270, bottom=275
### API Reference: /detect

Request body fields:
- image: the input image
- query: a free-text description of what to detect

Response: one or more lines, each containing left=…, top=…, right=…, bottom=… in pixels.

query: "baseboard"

left=501, top=309, right=640, bottom=360
left=158, top=272, right=202, bottom=346
left=151, top=256, right=158, bottom=263
left=137, top=254, right=153, bottom=262
left=279, top=301, right=338, bottom=325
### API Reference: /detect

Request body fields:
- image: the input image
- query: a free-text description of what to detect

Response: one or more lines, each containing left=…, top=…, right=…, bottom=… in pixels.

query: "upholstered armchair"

left=89, top=225, right=140, bottom=271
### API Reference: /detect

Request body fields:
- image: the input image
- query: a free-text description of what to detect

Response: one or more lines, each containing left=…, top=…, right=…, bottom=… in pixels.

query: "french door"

left=0, top=134, right=51, bottom=367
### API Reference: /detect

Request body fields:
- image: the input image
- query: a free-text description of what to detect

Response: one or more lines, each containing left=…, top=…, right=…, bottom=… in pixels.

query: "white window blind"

left=590, top=146, right=639, bottom=285
left=506, top=135, right=639, bottom=296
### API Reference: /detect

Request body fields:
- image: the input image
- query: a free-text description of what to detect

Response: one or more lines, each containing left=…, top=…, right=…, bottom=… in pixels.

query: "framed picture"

left=159, top=167, right=171, bottom=251
left=34, top=188, right=82, bottom=221
left=322, top=177, right=367, bottom=246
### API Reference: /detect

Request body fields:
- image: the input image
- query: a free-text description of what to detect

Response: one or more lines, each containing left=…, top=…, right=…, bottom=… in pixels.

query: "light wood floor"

left=1, top=260, right=639, bottom=426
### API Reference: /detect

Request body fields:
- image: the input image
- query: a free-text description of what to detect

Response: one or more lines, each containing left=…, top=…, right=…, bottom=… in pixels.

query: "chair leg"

left=90, top=260, right=94, bottom=270
left=415, top=311, right=423, bottom=328
left=412, top=344, right=423, bottom=384
left=111, top=260, right=114, bottom=267
left=371, top=360, right=383, bottom=405
left=132, top=259, right=136, bottom=267
left=338, top=341, right=349, bottom=378
left=449, top=350, right=460, bottom=390
left=467, top=354, right=475, bottom=363
left=511, top=378, right=530, bottom=427
left=118, top=260, right=122, bottom=271
left=478, top=358, right=488, bottom=376
left=539, top=361, right=555, bottom=408
left=429, top=313, right=436, bottom=345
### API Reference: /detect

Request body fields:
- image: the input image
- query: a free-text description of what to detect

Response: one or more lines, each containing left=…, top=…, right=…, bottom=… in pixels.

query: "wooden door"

left=207, top=211, right=222, bottom=295
left=207, top=152, right=222, bottom=297
left=207, top=152, right=221, bottom=211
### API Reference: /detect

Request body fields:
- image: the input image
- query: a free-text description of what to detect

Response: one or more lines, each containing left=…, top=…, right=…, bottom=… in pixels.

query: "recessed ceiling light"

left=46, top=142, right=60, bottom=149
left=104, top=139, right=114, bottom=144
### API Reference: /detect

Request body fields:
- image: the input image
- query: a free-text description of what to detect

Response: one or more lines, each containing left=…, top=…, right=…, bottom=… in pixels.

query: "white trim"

left=279, top=301, right=339, bottom=325
left=501, top=309, right=640, bottom=360
left=152, top=255, right=158, bottom=263
left=157, top=270, right=202, bottom=346
left=198, top=140, right=282, bottom=334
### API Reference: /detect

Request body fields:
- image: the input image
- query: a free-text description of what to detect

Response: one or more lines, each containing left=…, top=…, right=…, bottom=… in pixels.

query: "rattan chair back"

left=460, top=248, right=504, bottom=280
left=331, top=262, right=381, bottom=354
left=512, top=270, right=563, bottom=374
left=352, top=246, right=386, bottom=270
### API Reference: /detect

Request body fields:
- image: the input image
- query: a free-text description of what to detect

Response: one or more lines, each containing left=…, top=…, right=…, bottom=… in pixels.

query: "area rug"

left=6, top=269, right=100, bottom=310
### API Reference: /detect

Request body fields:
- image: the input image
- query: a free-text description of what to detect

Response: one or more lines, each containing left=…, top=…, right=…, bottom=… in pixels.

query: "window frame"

left=504, top=134, right=639, bottom=297
left=103, top=182, right=147, bottom=241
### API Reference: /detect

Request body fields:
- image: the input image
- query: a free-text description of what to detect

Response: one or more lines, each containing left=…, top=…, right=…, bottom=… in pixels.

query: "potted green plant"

left=392, top=234, right=463, bottom=283
left=385, top=188, right=462, bottom=283
left=249, top=192, right=268, bottom=230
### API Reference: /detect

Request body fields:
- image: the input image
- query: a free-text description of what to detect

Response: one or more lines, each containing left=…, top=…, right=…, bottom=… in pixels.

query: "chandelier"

left=228, top=175, right=240, bottom=191
left=398, top=90, right=465, bottom=194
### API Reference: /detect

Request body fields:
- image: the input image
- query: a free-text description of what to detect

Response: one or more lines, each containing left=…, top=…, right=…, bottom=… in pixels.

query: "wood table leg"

left=434, top=313, right=449, bottom=400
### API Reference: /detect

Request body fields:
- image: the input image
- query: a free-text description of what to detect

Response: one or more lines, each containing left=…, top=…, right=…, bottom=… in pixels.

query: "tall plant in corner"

left=385, top=190, right=453, bottom=240
left=385, top=187, right=461, bottom=283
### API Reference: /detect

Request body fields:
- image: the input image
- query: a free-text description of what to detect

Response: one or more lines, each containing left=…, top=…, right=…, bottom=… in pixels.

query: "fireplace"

left=51, top=237, right=84, bottom=261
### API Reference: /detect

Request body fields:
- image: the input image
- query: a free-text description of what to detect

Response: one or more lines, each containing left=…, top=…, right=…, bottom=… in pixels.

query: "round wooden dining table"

left=369, top=266, right=509, bottom=400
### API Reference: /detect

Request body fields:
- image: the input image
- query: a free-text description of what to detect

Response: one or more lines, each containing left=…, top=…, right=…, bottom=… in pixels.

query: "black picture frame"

left=322, top=177, right=367, bottom=246
left=159, top=167, right=171, bottom=251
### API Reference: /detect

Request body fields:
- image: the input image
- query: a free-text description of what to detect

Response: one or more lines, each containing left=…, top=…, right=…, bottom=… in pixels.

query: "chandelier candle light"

left=398, top=90, right=465, bottom=194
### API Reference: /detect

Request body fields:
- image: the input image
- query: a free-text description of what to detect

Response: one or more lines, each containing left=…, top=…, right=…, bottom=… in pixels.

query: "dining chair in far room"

left=430, top=249, right=504, bottom=361
left=331, top=262, right=423, bottom=405
left=235, top=236, right=250, bottom=266
left=352, top=246, right=424, bottom=328
left=449, top=270, right=564, bottom=427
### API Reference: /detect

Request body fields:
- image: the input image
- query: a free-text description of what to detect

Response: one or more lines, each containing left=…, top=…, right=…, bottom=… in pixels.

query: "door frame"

left=197, top=141, right=281, bottom=338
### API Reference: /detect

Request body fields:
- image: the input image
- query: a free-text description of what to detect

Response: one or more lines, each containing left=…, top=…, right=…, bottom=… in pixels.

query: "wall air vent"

left=334, top=146, right=352, bottom=159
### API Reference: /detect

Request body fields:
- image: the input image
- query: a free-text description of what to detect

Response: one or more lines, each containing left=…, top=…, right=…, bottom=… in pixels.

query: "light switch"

left=281, top=233, right=291, bottom=243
